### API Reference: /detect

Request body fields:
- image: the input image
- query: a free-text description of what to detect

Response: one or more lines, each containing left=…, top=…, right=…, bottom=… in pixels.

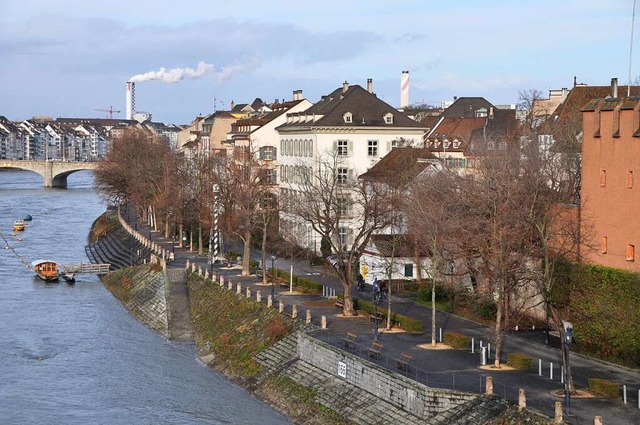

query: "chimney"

left=292, top=90, right=298, bottom=101
left=126, top=81, right=135, bottom=120
left=611, top=78, right=619, bottom=98
left=489, top=106, right=494, bottom=119
left=231, top=100, right=235, bottom=109
left=561, top=87, right=568, bottom=100
left=367, top=78, right=373, bottom=93
left=400, top=71, right=410, bottom=108
left=342, top=81, right=349, bottom=93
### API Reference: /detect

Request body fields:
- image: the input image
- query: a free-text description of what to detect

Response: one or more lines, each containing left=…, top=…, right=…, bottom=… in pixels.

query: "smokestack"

left=367, top=78, right=373, bottom=93
left=400, top=71, right=410, bottom=108
left=342, top=81, right=349, bottom=93
left=611, top=77, right=619, bottom=98
left=126, top=81, right=136, bottom=120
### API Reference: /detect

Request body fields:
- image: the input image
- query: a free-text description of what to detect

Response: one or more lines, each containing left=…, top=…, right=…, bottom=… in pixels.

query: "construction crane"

left=94, top=106, right=121, bottom=119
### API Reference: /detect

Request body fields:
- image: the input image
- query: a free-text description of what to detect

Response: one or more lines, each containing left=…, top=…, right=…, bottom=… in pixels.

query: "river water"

left=0, top=170, right=289, bottom=425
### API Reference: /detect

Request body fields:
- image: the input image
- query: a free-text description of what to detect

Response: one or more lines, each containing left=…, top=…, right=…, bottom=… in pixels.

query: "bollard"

left=306, top=309, right=311, bottom=324
left=212, top=272, right=217, bottom=282
left=561, top=366, right=564, bottom=384
left=594, top=416, right=603, bottom=425
left=292, top=305, right=298, bottom=319
left=191, top=263, right=196, bottom=272
left=439, top=328, right=443, bottom=343
left=236, top=284, right=242, bottom=295
left=186, top=259, right=190, bottom=269
left=198, top=266, right=202, bottom=275
left=487, top=343, right=491, bottom=360
left=204, top=270, right=209, bottom=279
left=321, top=315, right=327, bottom=329
left=480, top=340, right=484, bottom=349
left=227, top=281, right=233, bottom=291
left=481, top=347, right=487, bottom=366
left=279, top=300, right=285, bottom=313
left=554, top=401, right=563, bottom=424
left=246, top=288, right=251, bottom=299
left=485, top=376, right=493, bottom=395
left=220, top=275, right=225, bottom=285
left=267, top=295, right=272, bottom=308
left=256, top=291, right=261, bottom=303
left=623, top=385, right=627, bottom=404
left=518, top=388, right=526, bottom=410
left=539, top=359, right=542, bottom=376
left=550, top=362, right=553, bottom=380
left=471, top=337, right=475, bottom=354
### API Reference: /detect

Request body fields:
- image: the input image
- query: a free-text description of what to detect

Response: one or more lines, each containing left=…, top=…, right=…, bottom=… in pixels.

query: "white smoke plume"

left=129, top=59, right=260, bottom=84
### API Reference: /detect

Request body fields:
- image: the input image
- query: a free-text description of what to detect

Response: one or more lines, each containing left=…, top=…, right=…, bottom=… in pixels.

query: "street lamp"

left=563, top=321, right=573, bottom=417
left=271, top=255, right=276, bottom=298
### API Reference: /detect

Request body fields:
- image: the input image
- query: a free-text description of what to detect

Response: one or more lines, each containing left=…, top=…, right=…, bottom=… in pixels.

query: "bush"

left=417, top=284, right=451, bottom=303
left=470, top=296, right=497, bottom=320
left=294, top=275, right=323, bottom=294
left=507, top=352, right=533, bottom=370
left=588, top=378, right=619, bottom=398
left=443, top=332, right=471, bottom=349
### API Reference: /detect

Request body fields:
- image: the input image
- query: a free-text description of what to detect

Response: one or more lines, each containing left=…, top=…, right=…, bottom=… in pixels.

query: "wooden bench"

left=341, top=332, right=357, bottom=349
left=367, top=341, right=383, bottom=360
left=370, top=312, right=384, bottom=322
left=334, top=298, right=344, bottom=308
left=396, top=352, right=413, bottom=372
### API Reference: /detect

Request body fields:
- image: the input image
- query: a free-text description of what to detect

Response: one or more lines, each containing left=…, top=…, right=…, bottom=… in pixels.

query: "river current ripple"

left=0, top=170, right=288, bottom=425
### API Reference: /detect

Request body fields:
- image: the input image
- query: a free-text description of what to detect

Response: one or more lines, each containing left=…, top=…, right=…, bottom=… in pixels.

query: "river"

left=0, top=170, right=289, bottom=425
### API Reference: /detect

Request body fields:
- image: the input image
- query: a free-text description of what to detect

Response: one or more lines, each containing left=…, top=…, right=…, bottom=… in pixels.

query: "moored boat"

left=13, top=220, right=26, bottom=231
left=22, top=214, right=33, bottom=221
left=32, top=260, right=60, bottom=282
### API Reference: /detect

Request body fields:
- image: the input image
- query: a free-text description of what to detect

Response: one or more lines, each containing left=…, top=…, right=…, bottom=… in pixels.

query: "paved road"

left=128, top=217, right=640, bottom=425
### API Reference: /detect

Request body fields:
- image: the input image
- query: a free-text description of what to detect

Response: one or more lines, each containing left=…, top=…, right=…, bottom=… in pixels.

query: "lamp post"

left=563, top=321, right=573, bottom=417
left=373, top=277, right=381, bottom=341
left=271, top=255, right=276, bottom=298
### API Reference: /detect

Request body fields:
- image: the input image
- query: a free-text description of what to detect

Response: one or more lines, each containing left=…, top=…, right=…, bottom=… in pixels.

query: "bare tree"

left=285, top=151, right=397, bottom=316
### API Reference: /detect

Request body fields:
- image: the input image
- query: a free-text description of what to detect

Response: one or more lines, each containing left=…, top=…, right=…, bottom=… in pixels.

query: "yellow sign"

left=361, top=263, right=369, bottom=278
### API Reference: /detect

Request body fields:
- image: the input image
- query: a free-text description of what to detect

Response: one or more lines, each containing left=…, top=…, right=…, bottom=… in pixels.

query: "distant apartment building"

left=581, top=84, right=640, bottom=271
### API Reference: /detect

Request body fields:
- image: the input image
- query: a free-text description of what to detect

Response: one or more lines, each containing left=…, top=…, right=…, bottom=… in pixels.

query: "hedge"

left=588, top=378, right=619, bottom=398
left=554, top=263, right=640, bottom=368
left=443, top=332, right=470, bottom=349
left=507, top=352, right=533, bottom=371
left=353, top=298, right=423, bottom=333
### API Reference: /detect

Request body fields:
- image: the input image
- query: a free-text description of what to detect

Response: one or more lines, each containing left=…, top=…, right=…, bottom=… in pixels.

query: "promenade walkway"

left=122, top=213, right=640, bottom=425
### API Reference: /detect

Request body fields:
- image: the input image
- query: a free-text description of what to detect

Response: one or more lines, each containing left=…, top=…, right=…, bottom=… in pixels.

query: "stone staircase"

left=86, top=226, right=151, bottom=270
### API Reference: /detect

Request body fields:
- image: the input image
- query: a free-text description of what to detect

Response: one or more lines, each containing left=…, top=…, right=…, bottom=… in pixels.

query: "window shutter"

left=348, top=140, right=354, bottom=157
left=348, top=169, right=354, bottom=182
left=272, top=169, right=278, bottom=184
left=259, top=147, right=265, bottom=160
left=273, top=147, right=277, bottom=160
left=333, top=140, right=338, bottom=152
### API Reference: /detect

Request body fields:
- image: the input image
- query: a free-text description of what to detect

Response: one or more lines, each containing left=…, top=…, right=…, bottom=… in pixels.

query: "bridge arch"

left=0, top=160, right=99, bottom=187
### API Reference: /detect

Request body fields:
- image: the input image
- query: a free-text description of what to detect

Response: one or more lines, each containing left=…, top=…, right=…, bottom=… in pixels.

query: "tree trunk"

left=242, top=228, right=251, bottom=277
left=550, top=307, right=575, bottom=392
left=178, top=223, right=184, bottom=248
left=493, top=280, right=504, bottom=368
left=198, top=224, right=203, bottom=256
left=342, top=282, right=356, bottom=316
left=261, top=223, right=268, bottom=285
left=164, top=215, right=170, bottom=239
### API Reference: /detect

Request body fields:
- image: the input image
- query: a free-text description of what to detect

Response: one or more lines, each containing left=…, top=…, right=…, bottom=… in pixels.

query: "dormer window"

left=384, top=113, right=394, bottom=124
left=343, top=112, right=353, bottom=124
left=443, top=141, right=450, bottom=148
left=453, top=141, right=461, bottom=148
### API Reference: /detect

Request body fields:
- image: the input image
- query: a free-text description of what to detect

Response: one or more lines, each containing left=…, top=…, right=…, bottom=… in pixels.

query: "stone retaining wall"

left=298, top=333, right=478, bottom=420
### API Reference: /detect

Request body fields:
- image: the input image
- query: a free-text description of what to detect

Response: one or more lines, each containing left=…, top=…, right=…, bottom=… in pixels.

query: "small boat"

left=62, top=273, right=75, bottom=284
left=22, top=214, right=33, bottom=221
left=32, top=260, right=60, bottom=282
left=13, top=220, right=26, bottom=231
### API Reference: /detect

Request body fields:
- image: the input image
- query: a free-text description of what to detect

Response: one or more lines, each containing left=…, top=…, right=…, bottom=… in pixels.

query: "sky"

left=0, top=0, right=638, bottom=124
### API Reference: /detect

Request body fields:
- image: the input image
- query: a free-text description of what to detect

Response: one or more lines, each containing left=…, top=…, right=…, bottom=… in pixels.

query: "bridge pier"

left=43, top=162, right=68, bottom=188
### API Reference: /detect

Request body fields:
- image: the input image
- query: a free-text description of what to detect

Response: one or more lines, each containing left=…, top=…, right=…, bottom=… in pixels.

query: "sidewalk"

left=128, top=216, right=640, bottom=424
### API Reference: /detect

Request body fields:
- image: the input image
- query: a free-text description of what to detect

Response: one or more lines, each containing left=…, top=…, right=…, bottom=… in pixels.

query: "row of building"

left=0, top=116, right=182, bottom=161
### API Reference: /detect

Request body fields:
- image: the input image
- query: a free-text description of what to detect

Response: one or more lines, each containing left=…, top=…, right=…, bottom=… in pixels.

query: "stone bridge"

left=0, top=159, right=100, bottom=187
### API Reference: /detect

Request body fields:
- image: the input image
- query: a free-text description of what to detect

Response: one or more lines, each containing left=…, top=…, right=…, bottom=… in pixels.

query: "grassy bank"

left=187, top=272, right=354, bottom=425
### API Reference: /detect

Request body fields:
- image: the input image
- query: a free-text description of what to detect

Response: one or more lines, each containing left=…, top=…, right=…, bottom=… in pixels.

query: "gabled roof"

left=278, top=84, right=424, bottom=130
left=369, top=234, right=431, bottom=257
left=359, top=147, right=438, bottom=188
left=440, top=97, right=495, bottom=118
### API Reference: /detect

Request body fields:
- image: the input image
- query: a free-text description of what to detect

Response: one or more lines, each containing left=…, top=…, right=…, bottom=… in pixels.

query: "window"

left=384, top=113, right=394, bottom=124
left=487, top=142, right=495, bottom=150
left=600, top=169, right=607, bottom=187
left=343, top=112, right=353, bottom=124
left=601, top=236, right=608, bottom=254
left=368, top=140, right=378, bottom=157
left=336, top=196, right=349, bottom=215
left=337, top=168, right=348, bottom=185
left=260, top=146, right=276, bottom=160
left=446, top=158, right=466, bottom=168
left=263, top=169, right=277, bottom=185
left=453, top=141, right=461, bottom=148
left=498, top=141, right=507, bottom=150
left=627, top=170, right=634, bottom=189
left=338, top=227, right=348, bottom=246
left=443, top=141, right=450, bottom=148
left=404, top=264, right=414, bottom=278
left=627, top=244, right=635, bottom=261
left=337, top=140, right=348, bottom=156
